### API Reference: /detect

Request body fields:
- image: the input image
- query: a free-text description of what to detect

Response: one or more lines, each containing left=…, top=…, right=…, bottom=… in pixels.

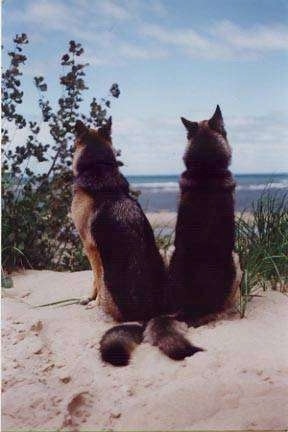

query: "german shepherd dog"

left=169, top=106, right=241, bottom=322
left=71, top=119, right=201, bottom=366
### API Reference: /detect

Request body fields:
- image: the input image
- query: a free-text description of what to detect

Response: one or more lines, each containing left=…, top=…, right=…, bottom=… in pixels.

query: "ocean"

left=128, top=173, right=288, bottom=212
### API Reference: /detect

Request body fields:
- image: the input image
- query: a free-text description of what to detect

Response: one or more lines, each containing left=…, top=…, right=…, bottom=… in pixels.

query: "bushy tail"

left=100, top=316, right=203, bottom=366
left=144, top=316, right=203, bottom=360
left=100, top=324, right=143, bottom=366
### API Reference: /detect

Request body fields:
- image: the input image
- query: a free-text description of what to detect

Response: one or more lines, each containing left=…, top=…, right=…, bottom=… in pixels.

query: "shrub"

left=2, top=34, right=120, bottom=272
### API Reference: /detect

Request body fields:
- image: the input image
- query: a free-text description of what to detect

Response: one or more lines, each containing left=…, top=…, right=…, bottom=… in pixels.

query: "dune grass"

left=235, top=189, right=288, bottom=316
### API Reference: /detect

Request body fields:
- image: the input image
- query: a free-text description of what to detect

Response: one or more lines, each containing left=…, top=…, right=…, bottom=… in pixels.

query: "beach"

left=2, top=269, right=288, bottom=431
left=146, top=211, right=253, bottom=232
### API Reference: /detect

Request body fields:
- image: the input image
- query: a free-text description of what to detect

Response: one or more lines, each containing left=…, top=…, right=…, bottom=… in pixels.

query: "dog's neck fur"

left=180, top=164, right=235, bottom=193
left=73, top=165, right=130, bottom=198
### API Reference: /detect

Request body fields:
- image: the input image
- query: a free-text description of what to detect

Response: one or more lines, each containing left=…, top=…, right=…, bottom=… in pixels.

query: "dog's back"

left=92, top=193, right=168, bottom=321
left=169, top=106, right=236, bottom=318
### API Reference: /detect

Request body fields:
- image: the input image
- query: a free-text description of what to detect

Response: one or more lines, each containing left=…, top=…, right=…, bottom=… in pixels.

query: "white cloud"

left=141, top=24, right=210, bottom=50
left=139, top=23, right=241, bottom=60
left=225, top=114, right=288, bottom=173
left=140, top=21, right=288, bottom=60
left=6, top=0, right=288, bottom=63
left=114, top=113, right=288, bottom=175
left=19, top=1, right=78, bottom=32
left=147, top=0, right=168, bottom=17
left=118, top=42, right=168, bottom=60
left=214, top=20, right=288, bottom=51
left=5, top=0, right=170, bottom=64
left=6, top=0, right=121, bottom=43
left=98, top=0, right=131, bottom=20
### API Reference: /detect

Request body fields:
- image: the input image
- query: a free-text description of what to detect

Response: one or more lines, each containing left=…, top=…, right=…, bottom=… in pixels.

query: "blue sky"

left=3, top=0, right=288, bottom=175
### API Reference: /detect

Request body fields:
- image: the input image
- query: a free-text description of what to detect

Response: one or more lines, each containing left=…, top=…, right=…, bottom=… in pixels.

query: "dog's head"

left=73, top=117, right=115, bottom=176
left=181, top=106, right=232, bottom=170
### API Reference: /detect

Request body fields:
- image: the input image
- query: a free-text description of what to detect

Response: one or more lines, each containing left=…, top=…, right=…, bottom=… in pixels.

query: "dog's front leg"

left=80, top=242, right=104, bottom=305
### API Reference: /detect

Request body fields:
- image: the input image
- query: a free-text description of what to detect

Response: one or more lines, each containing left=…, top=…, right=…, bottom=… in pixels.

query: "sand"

left=146, top=211, right=177, bottom=229
left=146, top=211, right=253, bottom=230
left=2, top=270, right=288, bottom=431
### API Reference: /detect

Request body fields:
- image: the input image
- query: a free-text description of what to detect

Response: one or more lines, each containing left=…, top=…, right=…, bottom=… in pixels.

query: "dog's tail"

left=144, top=316, right=203, bottom=360
left=100, top=317, right=203, bottom=366
left=100, top=323, right=144, bottom=366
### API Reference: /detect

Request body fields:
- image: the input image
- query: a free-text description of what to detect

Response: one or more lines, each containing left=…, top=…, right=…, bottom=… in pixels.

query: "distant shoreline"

left=146, top=211, right=253, bottom=229
left=127, top=172, right=288, bottom=179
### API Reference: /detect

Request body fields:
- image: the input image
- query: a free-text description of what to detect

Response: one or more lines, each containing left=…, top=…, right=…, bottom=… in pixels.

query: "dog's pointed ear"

left=75, top=120, right=88, bottom=138
left=181, top=117, right=198, bottom=137
left=99, top=116, right=112, bottom=140
left=208, top=105, right=226, bottom=136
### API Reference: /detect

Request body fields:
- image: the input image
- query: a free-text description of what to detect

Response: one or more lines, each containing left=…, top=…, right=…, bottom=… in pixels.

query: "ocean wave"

left=131, top=182, right=179, bottom=191
left=131, top=180, right=288, bottom=192
left=237, top=181, right=288, bottom=191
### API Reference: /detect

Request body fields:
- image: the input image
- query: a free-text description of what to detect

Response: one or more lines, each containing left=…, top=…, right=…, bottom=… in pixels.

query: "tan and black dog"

left=169, top=106, right=242, bottom=323
left=71, top=118, right=201, bottom=366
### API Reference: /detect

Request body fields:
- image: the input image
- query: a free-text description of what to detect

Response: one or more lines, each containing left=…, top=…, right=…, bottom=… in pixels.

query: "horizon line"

left=125, top=172, right=288, bottom=177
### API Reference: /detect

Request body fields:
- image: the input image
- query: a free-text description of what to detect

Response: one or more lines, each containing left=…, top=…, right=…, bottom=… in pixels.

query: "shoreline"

left=146, top=211, right=253, bottom=229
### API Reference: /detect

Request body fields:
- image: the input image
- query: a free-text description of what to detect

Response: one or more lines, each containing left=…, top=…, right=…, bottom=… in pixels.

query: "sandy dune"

left=2, top=270, right=288, bottom=431
left=146, top=211, right=177, bottom=228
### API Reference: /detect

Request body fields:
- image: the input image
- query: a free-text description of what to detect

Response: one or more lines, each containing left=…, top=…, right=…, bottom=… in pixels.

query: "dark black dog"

left=169, top=106, right=238, bottom=321
left=73, top=119, right=200, bottom=365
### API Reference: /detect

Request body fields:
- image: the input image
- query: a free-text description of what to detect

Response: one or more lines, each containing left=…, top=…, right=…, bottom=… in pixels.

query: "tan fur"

left=71, top=139, right=122, bottom=320
left=71, top=185, right=103, bottom=301
left=226, top=251, right=242, bottom=307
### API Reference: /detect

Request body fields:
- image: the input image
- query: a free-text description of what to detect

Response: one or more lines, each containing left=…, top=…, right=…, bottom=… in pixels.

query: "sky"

left=2, top=0, right=288, bottom=175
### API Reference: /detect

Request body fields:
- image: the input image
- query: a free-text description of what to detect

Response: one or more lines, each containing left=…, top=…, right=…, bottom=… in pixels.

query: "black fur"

left=169, top=106, right=236, bottom=318
left=144, top=316, right=203, bottom=360
left=100, top=324, right=143, bottom=366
